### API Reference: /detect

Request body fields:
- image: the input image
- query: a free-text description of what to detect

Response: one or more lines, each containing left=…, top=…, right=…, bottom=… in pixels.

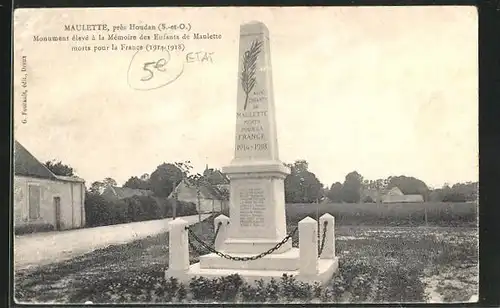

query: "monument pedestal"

left=183, top=256, right=339, bottom=286
left=180, top=160, right=339, bottom=285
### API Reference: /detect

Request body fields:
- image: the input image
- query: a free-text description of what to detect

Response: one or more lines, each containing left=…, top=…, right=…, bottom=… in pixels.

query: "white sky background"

left=13, top=6, right=478, bottom=189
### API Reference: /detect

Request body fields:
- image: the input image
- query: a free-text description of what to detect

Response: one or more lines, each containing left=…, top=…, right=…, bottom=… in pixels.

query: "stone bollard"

left=213, top=214, right=230, bottom=250
left=319, top=213, right=335, bottom=259
left=299, top=216, right=318, bottom=276
left=167, top=218, right=189, bottom=277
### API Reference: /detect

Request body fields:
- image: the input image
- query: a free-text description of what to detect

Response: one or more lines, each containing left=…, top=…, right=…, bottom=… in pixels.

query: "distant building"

left=169, top=179, right=228, bottom=213
left=381, top=187, right=424, bottom=203
left=101, top=186, right=154, bottom=201
left=360, top=188, right=382, bottom=203
left=203, top=165, right=230, bottom=191
left=14, top=140, right=86, bottom=231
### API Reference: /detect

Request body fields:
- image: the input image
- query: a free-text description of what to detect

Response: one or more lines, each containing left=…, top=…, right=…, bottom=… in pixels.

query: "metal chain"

left=188, top=236, right=210, bottom=255
left=318, top=221, right=328, bottom=257
left=186, top=225, right=298, bottom=262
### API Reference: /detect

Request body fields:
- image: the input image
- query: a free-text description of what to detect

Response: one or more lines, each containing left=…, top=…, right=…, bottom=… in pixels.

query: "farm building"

left=169, top=179, right=228, bottom=213
left=14, top=140, right=86, bottom=232
left=101, top=186, right=154, bottom=201
left=381, top=187, right=424, bottom=203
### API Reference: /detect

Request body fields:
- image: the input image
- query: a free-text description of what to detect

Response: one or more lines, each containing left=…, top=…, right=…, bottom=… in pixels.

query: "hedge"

left=84, top=193, right=199, bottom=227
left=286, top=202, right=478, bottom=227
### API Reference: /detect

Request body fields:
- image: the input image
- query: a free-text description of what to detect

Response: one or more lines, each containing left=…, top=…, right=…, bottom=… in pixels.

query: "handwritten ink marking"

left=128, top=47, right=215, bottom=91
left=141, top=57, right=168, bottom=81
left=127, top=49, right=184, bottom=91
left=185, top=51, right=214, bottom=63
left=20, top=56, right=28, bottom=124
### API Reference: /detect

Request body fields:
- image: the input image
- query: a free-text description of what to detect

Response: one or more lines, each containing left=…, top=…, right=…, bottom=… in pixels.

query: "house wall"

left=381, top=194, right=424, bottom=203
left=176, top=182, right=222, bottom=213
left=14, top=175, right=86, bottom=230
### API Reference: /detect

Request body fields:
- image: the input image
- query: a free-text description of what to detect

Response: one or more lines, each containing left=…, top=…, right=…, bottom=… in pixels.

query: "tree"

left=327, top=182, right=343, bottom=203
left=123, top=176, right=150, bottom=190
left=362, top=178, right=387, bottom=192
left=149, top=163, right=185, bottom=198
left=284, top=160, right=323, bottom=203
left=44, top=160, right=74, bottom=176
left=431, top=181, right=478, bottom=202
left=103, top=177, right=117, bottom=187
left=386, top=175, right=430, bottom=200
left=341, top=171, right=363, bottom=203
left=450, top=182, right=478, bottom=202
left=88, top=181, right=105, bottom=195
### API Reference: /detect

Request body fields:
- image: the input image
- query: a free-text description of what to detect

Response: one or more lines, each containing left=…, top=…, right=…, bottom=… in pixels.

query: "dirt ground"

left=14, top=220, right=478, bottom=304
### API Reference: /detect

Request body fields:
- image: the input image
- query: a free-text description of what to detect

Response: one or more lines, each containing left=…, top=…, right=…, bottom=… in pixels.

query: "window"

left=28, top=185, right=41, bottom=219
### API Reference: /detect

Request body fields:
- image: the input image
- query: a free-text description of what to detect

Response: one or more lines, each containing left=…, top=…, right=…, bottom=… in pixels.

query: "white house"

left=14, top=140, right=86, bottom=232
left=169, top=179, right=228, bottom=213
left=381, top=187, right=424, bottom=203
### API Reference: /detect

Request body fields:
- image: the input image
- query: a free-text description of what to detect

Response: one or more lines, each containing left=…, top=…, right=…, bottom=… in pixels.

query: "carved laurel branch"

left=240, top=39, right=263, bottom=110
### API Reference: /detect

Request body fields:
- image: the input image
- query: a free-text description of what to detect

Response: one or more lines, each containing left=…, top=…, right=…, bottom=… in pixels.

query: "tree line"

left=280, top=160, right=477, bottom=204
left=44, top=158, right=478, bottom=214
left=44, top=160, right=229, bottom=226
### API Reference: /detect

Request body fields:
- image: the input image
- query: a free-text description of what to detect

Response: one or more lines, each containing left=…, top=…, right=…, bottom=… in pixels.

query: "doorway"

left=54, top=197, right=61, bottom=230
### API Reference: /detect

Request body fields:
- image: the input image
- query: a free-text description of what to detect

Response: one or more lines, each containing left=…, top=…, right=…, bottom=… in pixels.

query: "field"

left=286, top=202, right=477, bottom=227
left=14, top=203, right=478, bottom=304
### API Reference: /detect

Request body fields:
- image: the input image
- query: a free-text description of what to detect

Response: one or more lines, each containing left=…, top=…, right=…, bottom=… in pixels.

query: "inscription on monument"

left=239, top=186, right=266, bottom=227
left=235, top=109, right=269, bottom=153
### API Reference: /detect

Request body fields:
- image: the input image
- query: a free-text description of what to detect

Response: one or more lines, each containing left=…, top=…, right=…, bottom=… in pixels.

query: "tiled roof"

left=171, top=178, right=225, bottom=200
left=14, top=140, right=57, bottom=180
left=55, top=175, right=85, bottom=183
left=109, top=186, right=154, bottom=199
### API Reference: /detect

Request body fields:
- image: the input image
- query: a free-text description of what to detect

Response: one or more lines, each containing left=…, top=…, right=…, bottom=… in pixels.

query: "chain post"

left=212, top=221, right=223, bottom=246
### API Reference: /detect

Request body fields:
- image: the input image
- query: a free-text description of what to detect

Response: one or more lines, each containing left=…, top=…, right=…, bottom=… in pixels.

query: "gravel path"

left=14, top=214, right=210, bottom=271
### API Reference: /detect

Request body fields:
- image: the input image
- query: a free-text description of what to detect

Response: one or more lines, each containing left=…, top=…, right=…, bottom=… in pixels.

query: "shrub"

left=175, top=201, right=198, bottom=217
left=97, top=273, right=329, bottom=304
left=280, top=274, right=313, bottom=302
left=163, top=198, right=198, bottom=218
left=177, top=283, right=187, bottom=301
left=267, top=278, right=280, bottom=302
left=239, top=280, right=267, bottom=302
left=189, top=276, right=215, bottom=301
left=85, top=193, right=167, bottom=227
left=134, top=195, right=163, bottom=220
left=84, top=192, right=114, bottom=227
left=111, top=199, right=130, bottom=224
left=213, top=274, right=243, bottom=302
left=125, top=197, right=145, bottom=222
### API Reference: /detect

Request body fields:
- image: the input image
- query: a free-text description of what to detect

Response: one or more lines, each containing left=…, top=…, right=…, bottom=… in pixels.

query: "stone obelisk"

left=167, top=21, right=339, bottom=284
left=221, top=21, right=291, bottom=254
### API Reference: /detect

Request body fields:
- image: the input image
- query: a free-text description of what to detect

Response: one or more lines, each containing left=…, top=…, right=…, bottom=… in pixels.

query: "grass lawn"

left=14, top=215, right=478, bottom=304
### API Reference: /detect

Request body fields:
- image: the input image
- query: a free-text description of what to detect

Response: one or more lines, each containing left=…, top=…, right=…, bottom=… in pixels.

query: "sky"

left=13, top=6, right=478, bottom=189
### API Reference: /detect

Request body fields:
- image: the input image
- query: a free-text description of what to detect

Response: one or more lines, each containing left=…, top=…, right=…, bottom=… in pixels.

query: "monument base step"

left=165, top=257, right=339, bottom=287
left=199, top=247, right=299, bottom=271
